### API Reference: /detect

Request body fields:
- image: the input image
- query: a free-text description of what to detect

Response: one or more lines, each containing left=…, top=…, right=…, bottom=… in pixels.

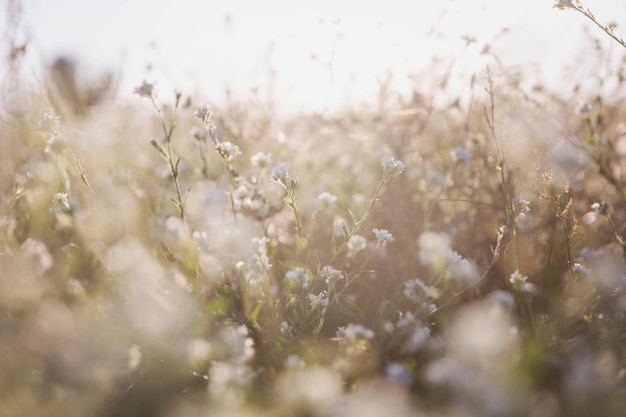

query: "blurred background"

left=2, top=0, right=625, bottom=113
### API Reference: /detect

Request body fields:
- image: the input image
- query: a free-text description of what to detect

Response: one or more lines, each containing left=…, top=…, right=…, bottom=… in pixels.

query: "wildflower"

left=194, top=104, right=213, bottom=126
left=280, top=321, right=294, bottom=336
left=252, top=237, right=272, bottom=273
left=308, top=291, right=329, bottom=309
left=418, top=231, right=480, bottom=285
left=403, top=278, right=427, bottom=304
left=270, top=162, right=288, bottom=184
left=385, top=362, right=413, bottom=386
left=128, top=344, right=143, bottom=371
left=446, top=250, right=480, bottom=285
left=418, top=231, right=452, bottom=269
left=285, top=266, right=310, bottom=289
left=554, top=0, right=576, bottom=10
left=577, top=100, right=593, bottom=114
left=21, top=238, right=53, bottom=275
left=451, top=146, right=472, bottom=164
left=346, top=234, right=367, bottom=257
left=583, top=201, right=609, bottom=225
left=320, top=265, right=344, bottom=284
left=509, top=270, right=529, bottom=291
left=486, top=290, right=516, bottom=311
left=215, top=141, right=241, bottom=163
left=134, top=80, right=155, bottom=98
left=402, top=322, right=431, bottom=353
left=250, top=152, right=273, bottom=168
left=333, top=216, right=348, bottom=238
left=512, top=196, right=530, bottom=217
left=284, top=355, right=306, bottom=369
left=572, top=262, right=592, bottom=277
left=381, top=157, right=406, bottom=183
left=318, top=191, right=338, bottom=209
left=190, top=126, right=207, bottom=142
left=372, top=228, right=394, bottom=246
left=37, top=113, right=60, bottom=138
left=50, top=192, right=71, bottom=213
left=336, top=323, right=374, bottom=341
left=44, top=134, right=65, bottom=155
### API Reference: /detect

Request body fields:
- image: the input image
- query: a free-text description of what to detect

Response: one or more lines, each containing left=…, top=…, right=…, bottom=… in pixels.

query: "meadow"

left=1, top=1, right=626, bottom=416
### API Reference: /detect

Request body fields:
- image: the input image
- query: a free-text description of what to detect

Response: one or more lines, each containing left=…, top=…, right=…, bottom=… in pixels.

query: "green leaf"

left=248, top=302, right=264, bottom=328
left=296, top=236, right=309, bottom=251
left=348, top=208, right=358, bottom=227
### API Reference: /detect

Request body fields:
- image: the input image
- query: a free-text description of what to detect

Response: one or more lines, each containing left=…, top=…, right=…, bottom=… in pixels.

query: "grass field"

left=1, top=1, right=626, bottom=416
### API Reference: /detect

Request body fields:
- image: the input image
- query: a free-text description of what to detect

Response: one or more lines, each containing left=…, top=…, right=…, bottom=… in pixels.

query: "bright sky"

left=5, top=0, right=626, bottom=114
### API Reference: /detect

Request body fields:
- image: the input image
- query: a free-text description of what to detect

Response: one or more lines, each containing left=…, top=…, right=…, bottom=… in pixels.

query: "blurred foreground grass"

left=2, top=3, right=626, bottom=416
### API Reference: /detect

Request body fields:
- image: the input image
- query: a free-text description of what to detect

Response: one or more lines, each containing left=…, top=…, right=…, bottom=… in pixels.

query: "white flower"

left=372, top=228, right=394, bottom=246
left=37, top=113, right=60, bottom=138
left=381, top=157, right=406, bottom=182
left=134, top=80, right=155, bottom=98
left=50, top=192, right=71, bottom=213
left=583, top=201, right=609, bottom=225
left=509, top=270, right=528, bottom=291
left=402, top=323, right=431, bottom=353
left=336, top=323, right=374, bottom=341
left=190, top=126, right=207, bottom=142
left=280, top=321, right=293, bottom=336
left=554, top=0, right=576, bottom=10
left=320, top=265, right=344, bottom=284
left=284, top=355, right=306, bottom=369
left=194, top=104, right=213, bottom=126
left=216, top=141, right=241, bottom=162
left=451, top=147, right=471, bottom=164
left=446, top=251, right=480, bottom=285
left=403, top=278, right=428, bottom=304
left=418, top=231, right=480, bottom=285
left=285, top=266, right=309, bottom=289
left=250, top=152, right=272, bottom=168
left=308, top=291, right=329, bottom=309
left=346, top=234, right=367, bottom=257
left=270, top=163, right=288, bottom=184
left=333, top=217, right=348, bottom=238
left=318, top=192, right=338, bottom=209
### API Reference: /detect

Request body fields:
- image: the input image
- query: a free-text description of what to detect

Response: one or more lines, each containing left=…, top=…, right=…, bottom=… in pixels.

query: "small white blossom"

left=280, top=321, right=294, bottom=336
left=194, top=104, right=213, bottom=126
left=381, top=157, right=406, bottom=182
left=402, top=323, right=431, bottom=353
left=285, top=266, right=309, bottom=289
left=583, top=201, right=609, bottom=225
left=190, top=126, right=207, bottom=142
left=318, top=191, right=338, bottom=209
left=216, top=141, right=241, bottom=162
left=403, top=278, right=428, bottom=304
left=284, top=355, right=306, bottom=369
left=250, top=152, right=273, bottom=168
left=320, top=265, right=344, bottom=284
left=554, top=0, right=576, bottom=10
left=134, top=80, right=155, bottom=98
left=372, top=228, right=394, bottom=246
left=37, top=113, right=60, bottom=138
left=333, top=217, right=348, bottom=238
left=50, top=192, right=71, bottom=213
left=346, top=234, right=367, bottom=257
left=451, top=147, right=472, bottom=164
left=270, top=163, right=288, bottom=184
left=308, top=291, right=329, bottom=309
left=336, top=323, right=374, bottom=341
left=573, top=262, right=592, bottom=277
left=509, top=270, right=528, bottom=291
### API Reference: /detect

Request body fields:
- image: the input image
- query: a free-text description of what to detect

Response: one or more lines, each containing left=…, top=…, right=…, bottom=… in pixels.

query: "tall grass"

left=1, top=2, right=626, bottom=416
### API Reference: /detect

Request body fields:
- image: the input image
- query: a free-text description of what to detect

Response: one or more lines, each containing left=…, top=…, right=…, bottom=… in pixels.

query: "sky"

left=4, top=0, right=626, bottom=114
